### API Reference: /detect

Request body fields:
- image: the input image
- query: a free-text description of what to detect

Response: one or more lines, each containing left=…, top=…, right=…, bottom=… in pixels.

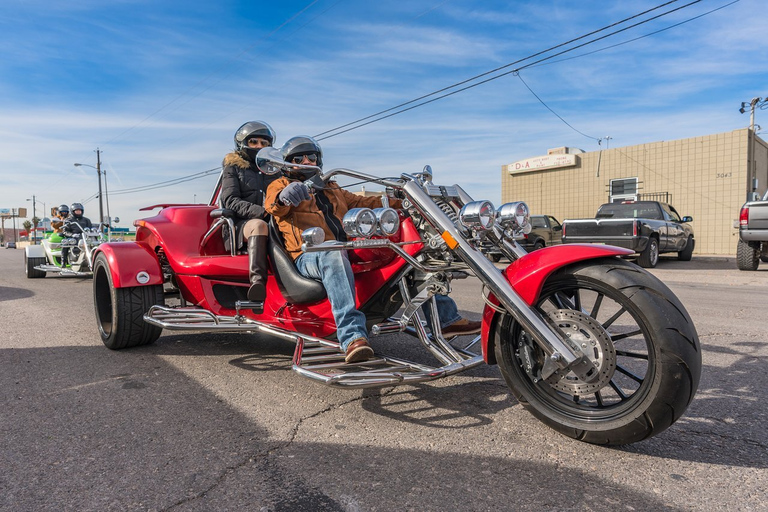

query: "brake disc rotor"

left=545, top=309, right=616, bottom=395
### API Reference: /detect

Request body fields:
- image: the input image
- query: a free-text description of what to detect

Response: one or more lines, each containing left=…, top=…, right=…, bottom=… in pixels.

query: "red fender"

left=93, top=242, right=163, bottom=288
left=480, top=244, right=633, bottom=364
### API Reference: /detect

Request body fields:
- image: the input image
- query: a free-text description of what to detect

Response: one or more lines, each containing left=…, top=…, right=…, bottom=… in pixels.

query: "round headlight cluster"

left=375, top=208, right=399, bottom=236
left=497, top=201, right=531, bottom=234
left=459, top=200, right=496, bottom=231
left=342, top=207, right=400, bottom=238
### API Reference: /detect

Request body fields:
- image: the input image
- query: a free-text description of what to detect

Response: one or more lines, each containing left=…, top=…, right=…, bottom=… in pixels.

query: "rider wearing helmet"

left=266, top=137, right=479, bottom=362
left=266, top=137, right=400, bottom=362
left=61, top=203, right=93, bottom=267
left=219, top=121, right=280, bottom=302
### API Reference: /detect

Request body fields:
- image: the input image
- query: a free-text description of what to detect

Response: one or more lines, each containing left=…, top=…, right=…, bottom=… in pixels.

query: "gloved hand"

left=279, top=182, right=311, bottom=206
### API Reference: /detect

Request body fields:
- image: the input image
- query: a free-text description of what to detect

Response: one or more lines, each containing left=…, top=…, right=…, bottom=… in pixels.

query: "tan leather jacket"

left=265, top=177, right=400, bottom=260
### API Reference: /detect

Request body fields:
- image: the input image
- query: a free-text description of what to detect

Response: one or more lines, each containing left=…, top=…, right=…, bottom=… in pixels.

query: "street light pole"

left=25, top=195, right=37, bottom=244
left=74, top=148, right=104, bottom=224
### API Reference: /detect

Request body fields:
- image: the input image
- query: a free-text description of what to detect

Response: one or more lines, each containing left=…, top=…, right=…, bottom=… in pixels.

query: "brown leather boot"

left=247, top=235, right=269, bottom=301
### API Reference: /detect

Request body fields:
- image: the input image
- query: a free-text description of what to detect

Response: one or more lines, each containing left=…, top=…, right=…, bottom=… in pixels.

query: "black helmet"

left=234, top=121, right=275, bottom=162
left=281, top=135, right=323, bottom=170
left=58, top=204, right=70, bottom=216
left=71, top=203, right=84, bottom=217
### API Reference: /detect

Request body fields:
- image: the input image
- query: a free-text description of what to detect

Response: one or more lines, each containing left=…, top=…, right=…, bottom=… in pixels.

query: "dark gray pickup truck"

left=737, top=195, right=768, bottom=270
left=562, top=201, right=695, bottom=268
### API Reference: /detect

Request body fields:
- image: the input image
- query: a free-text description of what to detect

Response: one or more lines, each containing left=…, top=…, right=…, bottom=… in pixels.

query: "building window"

left=610, top=177, right=638, bottom=203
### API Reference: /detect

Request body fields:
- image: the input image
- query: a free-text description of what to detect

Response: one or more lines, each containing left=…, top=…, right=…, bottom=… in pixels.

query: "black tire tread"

left=637, top=237, right=658, bottom=268
left=494, top=257, right=701, bottom=445
left=93, top=253, right=163, bottom=350
left=25, top=255, right=46, bottom=278
left=736, top=239, right=759, bottom=271
left=677, top=236, right=694, bottom=261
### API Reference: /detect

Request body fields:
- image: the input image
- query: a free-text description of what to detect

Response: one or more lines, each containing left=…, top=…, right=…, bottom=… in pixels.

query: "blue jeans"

left=423, top=294, right=461, bottom=330
left=295, top=251, right=368, bottom=351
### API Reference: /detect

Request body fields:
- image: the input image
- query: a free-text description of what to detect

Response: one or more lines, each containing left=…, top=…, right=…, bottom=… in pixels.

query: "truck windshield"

left=596, top=203, right=662, bottom=220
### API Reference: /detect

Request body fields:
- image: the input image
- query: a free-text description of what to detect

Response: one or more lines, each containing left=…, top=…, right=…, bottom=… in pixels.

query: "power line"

left=515, top=72, right=599, bottom=141
left=80, top=0, right=728, bottom=198
left=314, top=0, right=709, bottom=141
left=529, top=0, right=740, bottom=69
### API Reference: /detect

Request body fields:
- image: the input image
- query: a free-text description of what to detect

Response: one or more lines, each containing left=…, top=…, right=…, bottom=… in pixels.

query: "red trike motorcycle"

left=91, top=149, right=701, bottom=445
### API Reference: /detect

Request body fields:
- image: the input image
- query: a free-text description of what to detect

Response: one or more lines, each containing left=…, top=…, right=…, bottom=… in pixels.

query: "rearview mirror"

left=256, top=146, right=323, bottom=177
left=682, top=216, right=693, bottom=223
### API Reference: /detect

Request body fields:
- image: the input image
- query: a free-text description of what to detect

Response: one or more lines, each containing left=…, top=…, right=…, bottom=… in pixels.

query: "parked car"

left=520, top=215, right=563, bottom=252
left=5, top=241, right=16, bottom=249
left=561, top=201, right=695, bottom=268
left=736, top=193, right=768, bottom=270
left=482, top=215, right=563, bottom=262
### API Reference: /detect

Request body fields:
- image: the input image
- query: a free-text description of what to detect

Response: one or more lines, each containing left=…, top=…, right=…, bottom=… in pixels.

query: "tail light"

left=740, top=207, right=749, bottom=227
left=633, top=220, right=638, bottom=237
left=561, top=223, right=566, bottom=237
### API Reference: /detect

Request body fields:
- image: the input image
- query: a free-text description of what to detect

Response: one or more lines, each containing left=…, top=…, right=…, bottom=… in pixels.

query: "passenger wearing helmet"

left=61, top=203, right=93, bottom=267
left=219, top=121, right=280, bottom=302
left=51, top=204, right=70, bottom=234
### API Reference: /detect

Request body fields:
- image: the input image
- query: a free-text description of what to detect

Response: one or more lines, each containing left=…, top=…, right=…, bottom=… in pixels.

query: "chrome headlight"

left=301, top=227, right=325, bottom=247
left=374, top=208, right=399, bottom=236
left=459, top=200, right=496, bottom=231
left=342, top=208, right=377, bottom=238
left=497, top=202, right=531, bottom=234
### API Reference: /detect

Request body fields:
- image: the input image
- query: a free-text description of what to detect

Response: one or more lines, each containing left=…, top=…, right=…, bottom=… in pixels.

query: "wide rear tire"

left=25, top=253, right=46, bottom=278
left=93, top=252, right=164, bottom=350
left=736, top=239, right=760, bottom=271
left=494, top=257, right=701, bottom=445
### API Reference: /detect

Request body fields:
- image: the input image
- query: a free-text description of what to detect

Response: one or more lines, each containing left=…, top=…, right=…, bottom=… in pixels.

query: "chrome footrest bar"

left=292, top=336, right=484, bottom=389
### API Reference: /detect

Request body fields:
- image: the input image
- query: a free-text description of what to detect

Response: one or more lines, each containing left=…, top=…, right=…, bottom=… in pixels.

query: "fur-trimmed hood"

left=222, top=150, right=251, bottom=170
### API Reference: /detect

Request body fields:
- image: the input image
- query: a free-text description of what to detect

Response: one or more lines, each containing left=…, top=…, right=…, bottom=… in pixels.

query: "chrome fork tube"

left=402, top=181, right=582, bottom=371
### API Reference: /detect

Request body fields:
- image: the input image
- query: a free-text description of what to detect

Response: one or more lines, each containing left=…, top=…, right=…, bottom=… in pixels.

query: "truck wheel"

left=489, top=254, right=501, bottom=262
left=637, top=237, right=659, bottom=268
left=25, top=253, right=46, bottom=278
left=533, top=241, right=545, bottom=251
left=736, top=239, right=760, bottom=271
left=677, top=236, right=695, bottom=261
left=93, top=252, right=164, bottom=349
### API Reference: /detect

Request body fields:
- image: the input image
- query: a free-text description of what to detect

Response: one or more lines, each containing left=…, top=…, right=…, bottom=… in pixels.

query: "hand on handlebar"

left=279, top=182, right=311, bottom=207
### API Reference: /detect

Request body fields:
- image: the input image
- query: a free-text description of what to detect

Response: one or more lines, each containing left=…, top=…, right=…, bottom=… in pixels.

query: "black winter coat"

left=62, top=215, right=93, bottom=236
left=219, top=151, right=279, bottom=251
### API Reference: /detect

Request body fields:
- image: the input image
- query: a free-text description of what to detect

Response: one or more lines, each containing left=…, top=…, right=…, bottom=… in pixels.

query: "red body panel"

left=113, top=205, right=424, bottom=339
left=480, top=244, right=634, bottom=364
left=94, top=242, right=163, bottom=288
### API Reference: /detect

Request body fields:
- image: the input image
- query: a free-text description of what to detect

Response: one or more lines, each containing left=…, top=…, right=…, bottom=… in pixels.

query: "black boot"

left=247, top=235, right=269, bottom=301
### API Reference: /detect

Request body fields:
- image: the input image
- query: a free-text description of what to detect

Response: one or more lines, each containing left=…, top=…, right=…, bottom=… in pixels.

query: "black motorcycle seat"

left=209, top=208, right=236, bottom=219
left=268, top=220, right=327, bottom=304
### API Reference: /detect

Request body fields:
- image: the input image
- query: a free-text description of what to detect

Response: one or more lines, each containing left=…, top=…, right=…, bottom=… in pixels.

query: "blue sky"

left=0, top=0, right=763, bottom=228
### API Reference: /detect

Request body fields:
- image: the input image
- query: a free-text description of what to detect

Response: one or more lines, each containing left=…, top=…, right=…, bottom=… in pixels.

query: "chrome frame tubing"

left=201, top=216, right=237, bottom=256
left=401, top=180, right=590, bottom=379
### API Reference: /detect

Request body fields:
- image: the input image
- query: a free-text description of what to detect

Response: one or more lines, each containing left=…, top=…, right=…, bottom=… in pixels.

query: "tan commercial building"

left=501, top=128, right=768, bottom=255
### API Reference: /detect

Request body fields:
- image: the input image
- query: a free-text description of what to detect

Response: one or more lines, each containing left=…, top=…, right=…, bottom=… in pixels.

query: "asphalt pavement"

left=0, top=248, right=766, bottom=511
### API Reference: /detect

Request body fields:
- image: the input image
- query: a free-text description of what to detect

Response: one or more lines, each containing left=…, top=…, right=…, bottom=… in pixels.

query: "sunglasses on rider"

left=247, top=137, right=271, bottom=148
left=290, top=153, right=318, bottom=164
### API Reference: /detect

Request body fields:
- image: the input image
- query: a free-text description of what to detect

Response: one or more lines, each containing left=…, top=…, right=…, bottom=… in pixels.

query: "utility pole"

left=96, top=148, right=104, bottom=225
left=740, top=97, right=767, bottom=201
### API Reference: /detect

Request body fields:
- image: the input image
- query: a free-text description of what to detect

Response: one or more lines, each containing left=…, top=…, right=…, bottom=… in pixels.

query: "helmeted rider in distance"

left=61, top=202, right=93, bottom=267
